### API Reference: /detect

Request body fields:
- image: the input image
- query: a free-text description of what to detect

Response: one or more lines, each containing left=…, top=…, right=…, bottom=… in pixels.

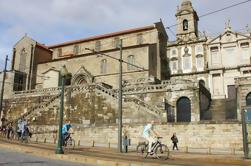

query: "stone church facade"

left=1, top=0, right=251, bottom=151
left=11, top=22, right=168, bottom=91
left=167, top=0, right=251, bottom=121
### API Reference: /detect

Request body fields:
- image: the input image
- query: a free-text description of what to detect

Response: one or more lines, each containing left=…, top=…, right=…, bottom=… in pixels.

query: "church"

left=1, top=0, right=251, bottom=153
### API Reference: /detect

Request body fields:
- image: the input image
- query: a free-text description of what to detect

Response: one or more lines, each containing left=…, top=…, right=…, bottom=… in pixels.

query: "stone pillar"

left=191, top=45, right=196, bottom=72
left=178, top=47, right=183, bottom=74
left=191, top=88, right=200, bottom=122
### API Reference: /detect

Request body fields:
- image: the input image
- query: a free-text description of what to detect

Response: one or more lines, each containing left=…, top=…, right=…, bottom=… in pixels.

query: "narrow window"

left=57, top=48, right=62, bottom=57
left=127, top=55, right=135, bottom=71
left=114, top=37, right=120, bottom=48
left=137, top=33, right=143, bottom=45
left=19, top=48, right=27, bottom=71
left=183, top=56, right=191, bottom=70
left=73, top=45, right=80, bottom=55
left=100, top=59, right=107, bottom=74
left=171, top=49, right=177, bottom=56
left=196, top=54, right=204, bottom=70
left=210, top=47, right=220, bottom=66
left=95, top=41, right=101, bottom=52
left=170, top=57, right=178, bottom=72
left=183, top=19, right=188, bottom=31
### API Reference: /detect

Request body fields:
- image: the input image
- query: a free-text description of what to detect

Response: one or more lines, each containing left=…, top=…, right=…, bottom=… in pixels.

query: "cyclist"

left=62, top=121, right=73, bottom=145
left=20, top=118, right=28, bottom=139
left=142, top=120, right=160, bottom=155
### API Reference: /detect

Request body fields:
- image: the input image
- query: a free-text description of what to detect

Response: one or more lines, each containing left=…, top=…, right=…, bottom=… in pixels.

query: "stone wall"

left=236, top=76, right=251, bottom=120
left=30, top=122, right=243, bottom=151
left=36, top=46, right=151, bottom=89
left=0, top=71, right=15, bottom=99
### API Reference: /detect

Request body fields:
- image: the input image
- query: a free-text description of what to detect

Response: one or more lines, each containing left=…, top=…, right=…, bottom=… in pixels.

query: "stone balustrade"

left=13, top=87, right=61, bottom=98
left=123, top=76, right=158, bottom=87
left=124, top=97, right=162, bottom=116
left=8, top=79, right=198, bottom=125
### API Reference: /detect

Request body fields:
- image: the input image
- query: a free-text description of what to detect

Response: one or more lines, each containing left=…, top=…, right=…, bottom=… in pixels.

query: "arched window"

left=127, top=55, right=135, bottom=71
left=199, top=79, right=205, bottom=87
left=19, top=48, right=27, bottom=72
left=183, top=19, right=188, bottom=31
left=182, top=46, right=191, bottom=71
left=170, top=57, right=178, bottom=73
left=176, top=97, right=191, bottom=122
left=246, top=92, right=251, bottom=106
left=182, top=55, right=191, bottom=71
left=95, top=41, right=101, bottom=51
left=100, top=59, right=107, bottom=74
left=196, top=54, right=204, bottom=70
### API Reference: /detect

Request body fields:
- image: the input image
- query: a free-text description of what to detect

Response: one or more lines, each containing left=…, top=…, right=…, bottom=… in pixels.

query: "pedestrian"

left=7, top=123, right=13, bottom=139
left=17, top=118, right=22, bottom=139
left=171, top=133, right=179, bottom=150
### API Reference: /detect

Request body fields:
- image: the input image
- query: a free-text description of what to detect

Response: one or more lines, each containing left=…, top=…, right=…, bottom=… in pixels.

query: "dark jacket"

left=171, top=135, right=178, bottom=143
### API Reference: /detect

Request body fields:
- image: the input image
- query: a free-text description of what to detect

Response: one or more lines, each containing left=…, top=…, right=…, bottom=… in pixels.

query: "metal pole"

left=56, top=76, right=65, bottom=154
left=118, top=39, right=123, bottom=152
left=0, top=55, right=8, bottom=126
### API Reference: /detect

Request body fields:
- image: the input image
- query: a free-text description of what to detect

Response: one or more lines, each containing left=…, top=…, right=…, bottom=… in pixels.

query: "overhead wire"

left=1, top=0, right=251, bottom=80
left=166, top=0, right=251, bottom=29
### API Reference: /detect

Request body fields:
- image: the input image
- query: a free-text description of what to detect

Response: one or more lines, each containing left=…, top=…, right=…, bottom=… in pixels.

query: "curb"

left=0, top=142, right=251, bottom=166
left=0, top=143, right=160, bottom=166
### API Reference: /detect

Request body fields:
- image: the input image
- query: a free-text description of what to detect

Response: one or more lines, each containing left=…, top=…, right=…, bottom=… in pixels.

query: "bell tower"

left=176, top=0, right=199, bottom=42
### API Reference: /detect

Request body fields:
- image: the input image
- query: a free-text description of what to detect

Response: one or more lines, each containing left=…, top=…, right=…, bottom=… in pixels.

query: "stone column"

left=178, top=47, right=183, bottom=74
left=191, top=45, right=196, bottom=72
left=191, top=88, right=200, bottom=122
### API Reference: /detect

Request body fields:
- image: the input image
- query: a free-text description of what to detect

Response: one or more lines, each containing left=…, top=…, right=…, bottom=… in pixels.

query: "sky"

left=0, top=0, right=251, bottom=70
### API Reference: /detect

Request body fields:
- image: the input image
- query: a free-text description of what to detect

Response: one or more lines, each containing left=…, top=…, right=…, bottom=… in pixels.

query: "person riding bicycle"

left=62, top=121, right=73, bottom=145
left=142, top=121, right=160, bottom=155
left=20, top=118, right=28, bottom=139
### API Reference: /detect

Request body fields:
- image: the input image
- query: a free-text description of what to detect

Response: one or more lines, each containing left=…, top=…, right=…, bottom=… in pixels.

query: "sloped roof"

left=47, top=25, right=156, bottom=48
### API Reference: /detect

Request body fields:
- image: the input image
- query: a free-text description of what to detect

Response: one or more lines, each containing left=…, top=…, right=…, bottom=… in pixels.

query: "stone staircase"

left=5, top=78, right=196, bottom=125
left=70, top=83, right=163, bottom=118
left=6, top=94, right=61, bottom=125
left=209, top=99, right=227, bottom=120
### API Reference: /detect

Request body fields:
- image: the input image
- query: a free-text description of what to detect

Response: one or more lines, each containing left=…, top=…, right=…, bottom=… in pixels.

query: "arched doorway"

left=74, top=75, right=88, bottom=85
left=176, top=97, right=191, bottom=122
left=246, top=92, right=251, bottom=106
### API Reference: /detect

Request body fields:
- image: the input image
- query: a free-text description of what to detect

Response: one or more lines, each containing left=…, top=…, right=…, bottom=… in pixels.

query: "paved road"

left=0, top=138, right=248, bottom=166
left=0, top=148, right=93, bottom=166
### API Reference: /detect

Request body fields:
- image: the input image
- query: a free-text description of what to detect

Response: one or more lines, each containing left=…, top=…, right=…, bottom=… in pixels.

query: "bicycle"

left=136, top=137, right=169, bottom=160
left=20, top=129, right=31, bottom=143
left=63, top=133, right=75, bottom=150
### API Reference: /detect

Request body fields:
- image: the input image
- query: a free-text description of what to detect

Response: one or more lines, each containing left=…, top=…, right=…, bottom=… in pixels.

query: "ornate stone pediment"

left=72, top=66, right=94, bottom=85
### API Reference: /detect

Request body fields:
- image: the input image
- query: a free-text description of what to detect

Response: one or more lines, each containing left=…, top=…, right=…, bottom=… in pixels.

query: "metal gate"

left=176, top=97, right=191, bottom=122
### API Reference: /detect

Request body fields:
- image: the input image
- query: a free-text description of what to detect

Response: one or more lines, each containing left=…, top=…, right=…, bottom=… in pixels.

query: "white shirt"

left=143, top=123, right=153, bottom=138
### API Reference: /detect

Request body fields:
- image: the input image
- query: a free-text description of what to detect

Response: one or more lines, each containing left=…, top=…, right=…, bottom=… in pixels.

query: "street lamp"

left=56, top=65, right=69, bottom=154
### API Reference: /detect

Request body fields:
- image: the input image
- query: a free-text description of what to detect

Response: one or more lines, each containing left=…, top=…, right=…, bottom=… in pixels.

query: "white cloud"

left=0, top=0, right=250, bottom=70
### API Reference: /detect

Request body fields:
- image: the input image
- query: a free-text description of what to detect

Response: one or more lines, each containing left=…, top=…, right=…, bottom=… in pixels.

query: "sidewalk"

left=0, top=138, right=251, bottom=166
